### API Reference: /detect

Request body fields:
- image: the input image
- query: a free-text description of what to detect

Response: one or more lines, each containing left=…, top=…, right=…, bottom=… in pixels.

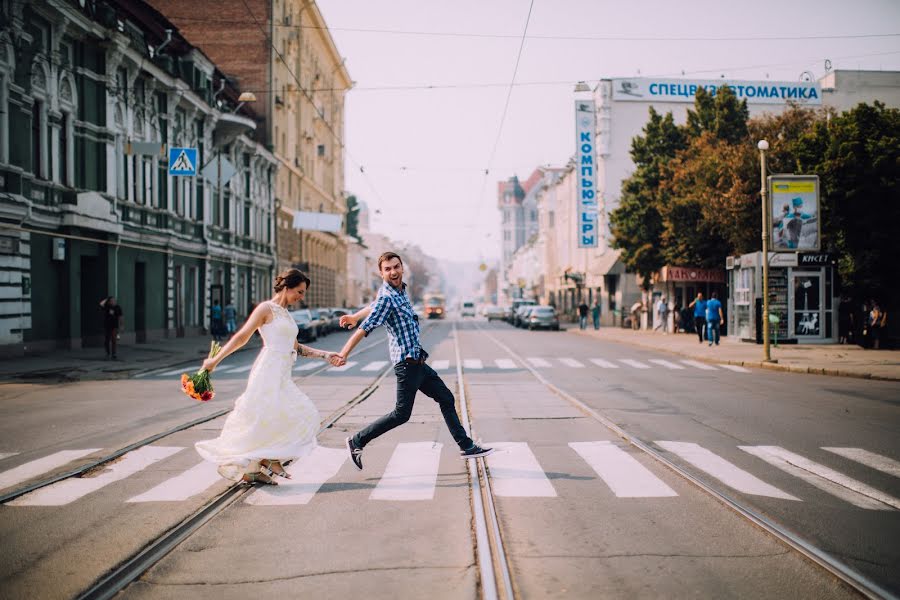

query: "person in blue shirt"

left=336, top=251, right=493, bottom=470
left=705, top=292, right=724, bottom=346
left=688, top=292, right=707, bottom=344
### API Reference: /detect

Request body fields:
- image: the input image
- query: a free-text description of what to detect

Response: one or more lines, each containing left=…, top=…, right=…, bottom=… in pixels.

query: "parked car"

left=513, top=305, right=536, bottom=328
left=483, top=305, right=508, bottom=321
left=329, top=307, right=351, bottom=331
left=290, top=309, right=318, bottom=342
left=507, top=299, right=537, bottom=324
left=525, top=306, right=560, bottom=330
left=461, top=301, right=476, bottom=317
left=308, top=308, right=329, bottom=336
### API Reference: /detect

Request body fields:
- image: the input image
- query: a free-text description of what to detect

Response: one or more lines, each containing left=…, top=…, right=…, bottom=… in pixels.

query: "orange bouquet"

left=181, top=341, right=222, bottom=402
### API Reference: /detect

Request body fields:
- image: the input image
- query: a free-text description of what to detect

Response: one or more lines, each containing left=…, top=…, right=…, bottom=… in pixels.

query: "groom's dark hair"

left=378, top=252, right=402, bottom=270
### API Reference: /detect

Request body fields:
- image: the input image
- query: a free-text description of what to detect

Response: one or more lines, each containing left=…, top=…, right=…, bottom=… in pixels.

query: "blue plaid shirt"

left=361, top=282, right=423, bottom=364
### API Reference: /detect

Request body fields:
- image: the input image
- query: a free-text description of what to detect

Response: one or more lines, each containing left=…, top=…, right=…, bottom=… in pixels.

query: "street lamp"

left=758, top=139, right=775, bottom=363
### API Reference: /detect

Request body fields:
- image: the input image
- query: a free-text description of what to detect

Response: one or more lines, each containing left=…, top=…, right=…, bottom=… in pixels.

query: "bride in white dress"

left=195, top=269, right=340, bottom=485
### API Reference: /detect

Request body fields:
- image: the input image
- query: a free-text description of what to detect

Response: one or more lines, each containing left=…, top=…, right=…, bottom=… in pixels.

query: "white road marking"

left=361, top=361, right=389, bottom=372
left=127, top=460, right=221, bottom=502
left=822, top=447, right=900, bottom=479
left=649, top=359, right=685, bottom=370
left=495, top=359, right=517, bottom=370
left=589, top=358, right=619, bottom=369
left=527, top=357, right=551, bottom=368
left=657, top=441, right=799, bottom=500
left=246, top=447, right=347, bottom=506
left=370, top=442, right=442, bottom=501
left=463, top=359, right=483, bottom=370
left=329, top=361, right=358, bottom=373
left=719, top=364, right=751, bottom=373
left=431, top=360, right=451, bottom=371
left=159, top=367, right=193, bottom=377
left=0, top=453, right=19, bottom=461
left=740, top=446, right=900, bottom=510
left=294, top=361, right=320, bottom=371
left=619, top=359, right=651, bottom=369
left=570, top=441, right=677, bottom=498
left=218, top=364, right=253, bottom=373
left=0, top=449, right=101, bottom=491
left=558, top=358, right=585, bottom=368
left=8, top=446, right=183, bottom=506
left=680, top=360, right=718, bottom=370
left=485, top=442, right=556, bottom=497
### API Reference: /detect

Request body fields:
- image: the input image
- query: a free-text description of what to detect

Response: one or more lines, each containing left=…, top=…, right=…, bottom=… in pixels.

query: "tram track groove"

left=472, top=322, right=895, bottom=600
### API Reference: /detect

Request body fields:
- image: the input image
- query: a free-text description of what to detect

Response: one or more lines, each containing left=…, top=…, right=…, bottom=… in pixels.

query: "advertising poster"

left=574, top=100, right=598, bottom=248
left=769, top=175, right=820, bottom=252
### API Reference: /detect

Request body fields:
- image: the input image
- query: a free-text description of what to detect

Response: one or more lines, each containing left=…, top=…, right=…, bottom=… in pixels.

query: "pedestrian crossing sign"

left=168, top=147, right=198, bottom=176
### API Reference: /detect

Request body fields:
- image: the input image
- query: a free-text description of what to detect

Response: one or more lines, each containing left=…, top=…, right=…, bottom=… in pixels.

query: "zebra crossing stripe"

left=589, top=358, right=619, bottom=369
left=371, top=442, right=442, bottom=501
left=527, top=357, right=551, bottom=368
left=558, top=358, right=584, bottom=368
left=329, top=361, right=358, bottom=373
left=431, top=360, right=451, bottom=371
left=822, top=447, right=900, bottom=478
left=619, top=359, right=651, bottom=369
left=8, top=446, right=183, bottom=506
left=680, top=360, right=718, bottom=370
left=570, top=441, right=677, bottom=498
left=127, top=460, right=222, bottom=502
left=485, top=442, right=556, bottom=497
left=222, top=364, right=254, bottom=373
left=649, top=359, right=684, bottom=370
left=719, top=364, right=751, bottom=373
left=657, top=441, right=798, bottom=500
left=740, top=446, right=900, bottom=510
left=362, top=361, right=389, bottom=372
left=0, top=449, right=101, bottom=491
left=159, top=367, right=192, bottom=377
left=0, top=453, right=19, bottom=461
left=495, top=359, right=517, bottom=369
left=294, top=362, right=320, bottom=371
left=463, top=359, right=483, bottom=370
left=246, top=447, right=347, bottom=506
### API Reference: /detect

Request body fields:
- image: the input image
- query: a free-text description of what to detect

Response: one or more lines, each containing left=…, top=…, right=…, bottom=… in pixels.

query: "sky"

left=316, top=0, right=900, bottom=264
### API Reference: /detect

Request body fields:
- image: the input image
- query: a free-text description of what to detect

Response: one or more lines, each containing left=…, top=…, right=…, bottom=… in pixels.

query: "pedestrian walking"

left=337, top=252, right=493, bottom=471
left=578, top=300, right=589, bottom=330
left=869, top=301, right=887, bottom=349
left=706, top=292, right=724, bottom=346
left=211, top=300, right=224, bottom=342
left=630, top=301, right=642, bottom=330
left=591, top=300, right=601, bottom=330
left=224, top=301, right=237, bottom=335
left=838, top=295, right=853, bottom=344
left=99, top=296, right=123, bottom=360
left=689, top=292, right=707, bottom=344
left=196, top=269, right=340, bottom=485
left=654, top=296, right=669, bottom=333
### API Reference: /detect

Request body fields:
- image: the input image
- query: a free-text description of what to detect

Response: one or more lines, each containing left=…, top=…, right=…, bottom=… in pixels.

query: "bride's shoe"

left=260, top=459, right=292, bottom=479
left=241, top=471, right=278, bottom=486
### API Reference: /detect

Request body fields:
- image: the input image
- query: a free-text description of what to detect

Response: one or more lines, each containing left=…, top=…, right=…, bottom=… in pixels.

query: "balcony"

left=213, top=113, right=256, bottom=147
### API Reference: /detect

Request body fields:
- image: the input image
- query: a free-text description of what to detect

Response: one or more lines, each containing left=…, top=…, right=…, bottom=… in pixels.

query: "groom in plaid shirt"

left=337, top=252, right=493, bottom=470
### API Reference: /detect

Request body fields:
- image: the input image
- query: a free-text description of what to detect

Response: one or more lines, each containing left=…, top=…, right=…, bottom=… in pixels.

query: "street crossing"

left=140, top=356, right=756, bottom=379
left=2, top=441, right=897, bottom=510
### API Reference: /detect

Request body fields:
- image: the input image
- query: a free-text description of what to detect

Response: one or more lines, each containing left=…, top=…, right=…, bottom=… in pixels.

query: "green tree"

left=345, top=195, right=362, bottom=243
left=794, top=102, right=900, bottom=307
left=686, top=85, right=749, bottom=144
left=610, top=108, right=686, bottom=287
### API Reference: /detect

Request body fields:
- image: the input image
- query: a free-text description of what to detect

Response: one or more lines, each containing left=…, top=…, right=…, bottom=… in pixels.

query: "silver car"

left=526, top=306, right=560, bottom=331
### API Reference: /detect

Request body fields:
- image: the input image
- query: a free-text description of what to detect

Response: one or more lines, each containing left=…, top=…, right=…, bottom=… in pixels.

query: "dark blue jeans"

left=353, top=361, right=473, bottom=450
left=707, top=319, right=721, bottom=344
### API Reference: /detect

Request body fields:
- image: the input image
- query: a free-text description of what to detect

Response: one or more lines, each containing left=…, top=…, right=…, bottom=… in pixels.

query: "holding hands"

left=329, top=352, right=346, bottom=367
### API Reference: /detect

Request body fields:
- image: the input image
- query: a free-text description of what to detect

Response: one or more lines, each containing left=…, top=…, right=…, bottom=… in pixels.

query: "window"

left=317, top=144, right=325, bottom=157
left=549, top=211, right=555, bottom=228
left=31, top=101, right=42, bottom=178
left=243, top=153, right=251, bottom=197
left=60, top=114, right=69, bottom=186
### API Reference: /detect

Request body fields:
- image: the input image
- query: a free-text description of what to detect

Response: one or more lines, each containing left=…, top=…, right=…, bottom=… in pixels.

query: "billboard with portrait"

left=769, top=175, right=820, bottom=252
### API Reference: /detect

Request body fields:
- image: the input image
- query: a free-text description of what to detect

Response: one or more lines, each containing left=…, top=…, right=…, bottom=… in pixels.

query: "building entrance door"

left=791, top=271, right=823, bottom=339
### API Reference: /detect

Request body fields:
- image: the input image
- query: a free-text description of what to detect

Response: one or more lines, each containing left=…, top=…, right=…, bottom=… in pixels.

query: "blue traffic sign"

left=168, top=147, right=198, bottom=176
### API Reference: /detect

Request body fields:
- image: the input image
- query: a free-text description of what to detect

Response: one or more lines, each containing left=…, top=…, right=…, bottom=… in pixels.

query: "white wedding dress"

left=195, top=301, right=320, bottom=481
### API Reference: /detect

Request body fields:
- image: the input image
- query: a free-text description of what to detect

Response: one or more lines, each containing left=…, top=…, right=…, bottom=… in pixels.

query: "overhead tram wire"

left=238, top=0, right=390, bottom=215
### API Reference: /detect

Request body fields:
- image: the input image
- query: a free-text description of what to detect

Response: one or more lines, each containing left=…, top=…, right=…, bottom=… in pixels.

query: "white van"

left=461, top=301, right=476, bottom=317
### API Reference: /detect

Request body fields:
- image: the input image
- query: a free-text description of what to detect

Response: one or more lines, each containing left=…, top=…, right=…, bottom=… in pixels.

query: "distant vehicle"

left=461, top=301, right=476, bottom=317
left=308, top=308, right=329, bottom=335
left=483, top=305, right=508, bottom=321
left=507, top=299, right=537, bottom=324
left=290, top=309, right=318, bottom=342
left=423, top=293, right=446, bottom=319
left=513, top=305, right=537, bottom=328
left=328, top=308, right=351, bottom=332
left=526, top=306, right=560, bottom=330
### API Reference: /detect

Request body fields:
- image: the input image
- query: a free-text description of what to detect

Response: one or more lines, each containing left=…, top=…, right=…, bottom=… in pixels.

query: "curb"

left=569, top=329, right=899, bottom=382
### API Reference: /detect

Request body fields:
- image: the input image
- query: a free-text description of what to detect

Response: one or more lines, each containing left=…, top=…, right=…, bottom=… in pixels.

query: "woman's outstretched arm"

left=202, top=303, right=271, bottom=372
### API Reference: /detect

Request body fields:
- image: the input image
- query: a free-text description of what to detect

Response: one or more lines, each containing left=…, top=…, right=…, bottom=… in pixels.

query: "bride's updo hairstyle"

left=274, top=268, right=311, bottom=292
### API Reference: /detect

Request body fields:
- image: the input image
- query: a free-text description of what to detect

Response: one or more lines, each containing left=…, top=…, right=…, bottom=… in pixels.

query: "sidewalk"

left=571, top=327, right=900, bottom=382
left=0, top=333, right=261, bottom=383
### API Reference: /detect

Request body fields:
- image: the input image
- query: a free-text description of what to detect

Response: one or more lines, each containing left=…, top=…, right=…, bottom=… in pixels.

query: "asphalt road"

left=0, top=318, right=896, bottom=599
